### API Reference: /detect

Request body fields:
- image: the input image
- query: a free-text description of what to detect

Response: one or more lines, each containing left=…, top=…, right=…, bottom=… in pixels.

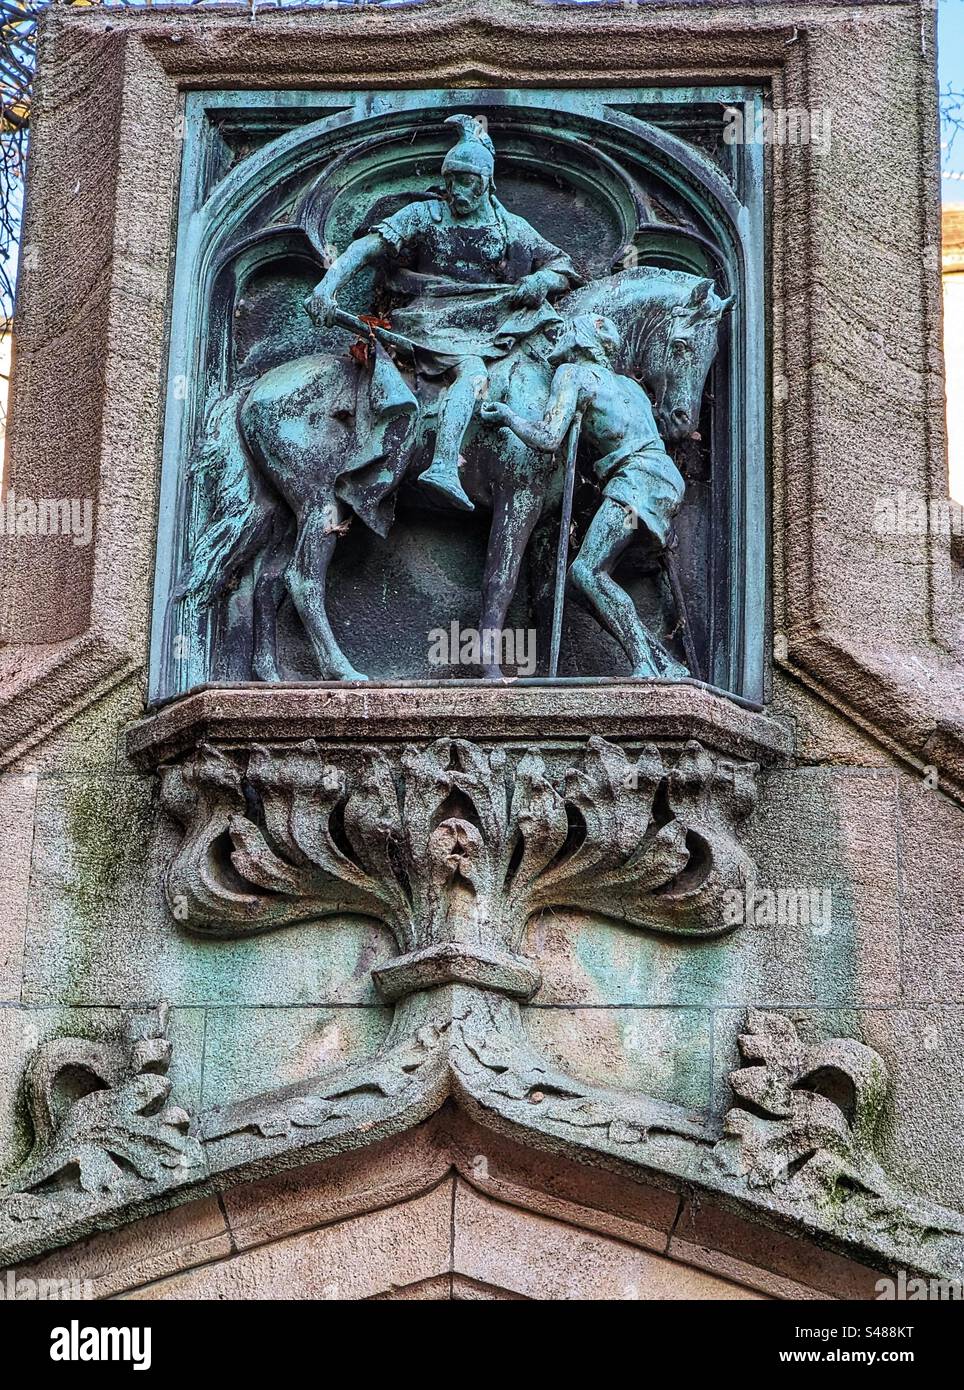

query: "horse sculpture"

left=175, top=266, right=732, bottom=681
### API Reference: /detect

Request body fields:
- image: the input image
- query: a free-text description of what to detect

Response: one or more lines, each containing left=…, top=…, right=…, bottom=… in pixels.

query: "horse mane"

left=559, top=267, right=711, bottom=378
left=610, top=269, right=704, bottom=372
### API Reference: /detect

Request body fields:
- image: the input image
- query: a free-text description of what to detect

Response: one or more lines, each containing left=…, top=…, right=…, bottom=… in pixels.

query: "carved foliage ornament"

left=153, top=733, right=762, bottom=1158
left=2, top=1004, right=202, bottom=1222
left=718, top=1011, right=964, bottom=1247
left=160, top=735, right=759, bottom=962
left=4, top=998, right=962, bottom=1276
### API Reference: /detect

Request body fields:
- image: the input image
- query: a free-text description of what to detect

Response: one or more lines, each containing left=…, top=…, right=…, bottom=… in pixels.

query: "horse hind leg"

left=284, top=497, right=368, bottom=682
left=251, top=514, right=295, bottom=682
left=527, top=462, right=566, bottom=655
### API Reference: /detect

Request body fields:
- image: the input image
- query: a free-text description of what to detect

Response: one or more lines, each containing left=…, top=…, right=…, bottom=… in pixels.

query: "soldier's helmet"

left=441, top=114, right=497, bottom=186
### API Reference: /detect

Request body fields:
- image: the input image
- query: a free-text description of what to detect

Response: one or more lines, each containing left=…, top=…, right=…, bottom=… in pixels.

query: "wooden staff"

left=663, top=532, right=701, bottom=681
left=548, top=410, right=583, bottom=679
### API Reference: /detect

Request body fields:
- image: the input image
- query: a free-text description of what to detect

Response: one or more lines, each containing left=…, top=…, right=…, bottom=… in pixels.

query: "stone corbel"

left=159, top=729, right=761, bottom=1151
left=160, top=733, right=760, bottom=946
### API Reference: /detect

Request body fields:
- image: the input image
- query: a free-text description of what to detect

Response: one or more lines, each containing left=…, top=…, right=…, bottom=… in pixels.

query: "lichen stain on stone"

left=61, top=777, right=159, bottom=927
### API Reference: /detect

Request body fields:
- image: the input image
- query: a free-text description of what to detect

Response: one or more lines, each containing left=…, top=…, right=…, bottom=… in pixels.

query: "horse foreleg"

left=527, top=460, right=565, bottom=650
left=285, top=498, right=367, bottom=682
left=480, top=483, right=542, bottom=679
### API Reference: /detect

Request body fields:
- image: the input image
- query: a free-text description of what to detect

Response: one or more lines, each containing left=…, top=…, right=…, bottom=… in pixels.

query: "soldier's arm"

left=480, top=365, right=583, bottom=451
left=508, top=219, right=586, bottom=306
left=304, top=234, right=385, bottom=327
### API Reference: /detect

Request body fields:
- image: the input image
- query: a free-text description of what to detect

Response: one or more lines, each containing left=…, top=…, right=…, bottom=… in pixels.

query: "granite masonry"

left=0, top=0, right=961, bottom=1300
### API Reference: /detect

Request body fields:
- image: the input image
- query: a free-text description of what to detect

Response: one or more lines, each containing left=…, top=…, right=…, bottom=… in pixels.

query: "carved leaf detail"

left=161, top=736, right=758, bottom=948
left=716, top=1010, right=951, bottom=1237
left=2, top=1004, right=203, bottom=1209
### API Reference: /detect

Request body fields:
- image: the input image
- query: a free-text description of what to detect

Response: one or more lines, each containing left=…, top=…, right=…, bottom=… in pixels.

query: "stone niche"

left=152, top=86, right=764, bottom=700
left=1, top=0, right=963, bottom=1304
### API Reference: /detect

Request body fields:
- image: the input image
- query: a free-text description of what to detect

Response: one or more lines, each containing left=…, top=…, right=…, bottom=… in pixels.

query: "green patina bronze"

left=152, top=88, right=765, bottom=699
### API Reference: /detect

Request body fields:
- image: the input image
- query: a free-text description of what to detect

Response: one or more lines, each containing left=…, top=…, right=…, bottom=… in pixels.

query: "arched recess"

left=151, top=88, right=764, bottom=704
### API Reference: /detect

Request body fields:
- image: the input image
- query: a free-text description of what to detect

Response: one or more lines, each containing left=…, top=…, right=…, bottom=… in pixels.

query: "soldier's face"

left=445, top=172, right=485, bottom=217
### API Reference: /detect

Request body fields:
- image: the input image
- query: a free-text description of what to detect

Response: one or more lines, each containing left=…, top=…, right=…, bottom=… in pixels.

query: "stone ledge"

left=126, top=679, right=794, bottom=769
left=0, top=631, right=139, bottom=772
left=373, top=944, right=542, bottom=1003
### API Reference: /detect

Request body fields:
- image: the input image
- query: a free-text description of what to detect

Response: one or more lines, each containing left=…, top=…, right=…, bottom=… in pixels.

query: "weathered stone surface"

left=711, top=1006, right=964, bottom=1222
left=10, top=678, right=145, bottom=778
left=439, top=1109, right=681, bottom=1252
left=129, top=683, right=792, bottom=769
left=0, top=1006, right=204, bottom=1180
left=5, top=1197, right=231, bottom=1300
left=3, top=1002, right=202, bottom=1205
left=22, top=774, right=163, bottom=1005
left=22, top=770, right=395, bottom=1009
left=859, top=1007, right=964, bottom=1216
left=523, top=1006, right=712, bottom=1110
left=160, top=735, right=760, bottom=944
left=0, top=771, right=37, bottom=999
left=373, top=1273, right=526, bottom=1299
left=452, top=1180, right=766, bottom=1300
left=897, top=781, right=964, bottom=1002
left=741, top=769, right=903, bottom=1006
left=710, top=1007, right=863, bottom=1120
left=4, top=1109, right=901, bottom=1298
left=221, top=1123, right=449, bottom=1251
left=200, top=1007, right=392, bottom=1112
left=122, top=1182, right=454, bottom=1301
left=0, top=1008, right=40, bottom=1175
left=670, top=1199, right=884, bottom=1301
left=769, top=671, right=893, bottom=769
left=529, top=767, right=902, bottom=1009
left=719, top=1011, right=894, bottom=1214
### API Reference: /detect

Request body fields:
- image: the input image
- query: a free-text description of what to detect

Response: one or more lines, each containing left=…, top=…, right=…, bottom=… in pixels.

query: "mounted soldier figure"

left=305, top=114, right=583, bottom=512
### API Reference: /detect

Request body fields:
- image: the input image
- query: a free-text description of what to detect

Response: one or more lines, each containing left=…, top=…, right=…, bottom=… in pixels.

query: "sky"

left=941, top=0, right=964, bottom=199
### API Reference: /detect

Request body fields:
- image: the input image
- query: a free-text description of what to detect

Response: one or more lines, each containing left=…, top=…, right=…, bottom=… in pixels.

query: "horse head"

left=560, top=268, right=734, bottom=444
left=644, top=275, right=734, bottom=441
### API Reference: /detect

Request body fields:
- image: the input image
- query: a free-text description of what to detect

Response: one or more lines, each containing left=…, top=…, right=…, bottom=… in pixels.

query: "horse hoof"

left=252, top=662, right=284, bottom=682
left=319, top=664, right=368, bottom=681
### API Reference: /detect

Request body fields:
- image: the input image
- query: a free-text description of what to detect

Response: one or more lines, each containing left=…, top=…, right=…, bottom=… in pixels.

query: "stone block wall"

left=0, top=0, right=962, bottom=1297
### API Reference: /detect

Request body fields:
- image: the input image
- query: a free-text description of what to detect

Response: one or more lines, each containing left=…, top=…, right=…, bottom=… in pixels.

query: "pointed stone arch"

left=5, top=1112, right=887, bottom=1301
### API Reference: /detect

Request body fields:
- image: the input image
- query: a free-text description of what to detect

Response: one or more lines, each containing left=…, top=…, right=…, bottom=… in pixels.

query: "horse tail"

left=173, top=383, right=274, bottom=607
